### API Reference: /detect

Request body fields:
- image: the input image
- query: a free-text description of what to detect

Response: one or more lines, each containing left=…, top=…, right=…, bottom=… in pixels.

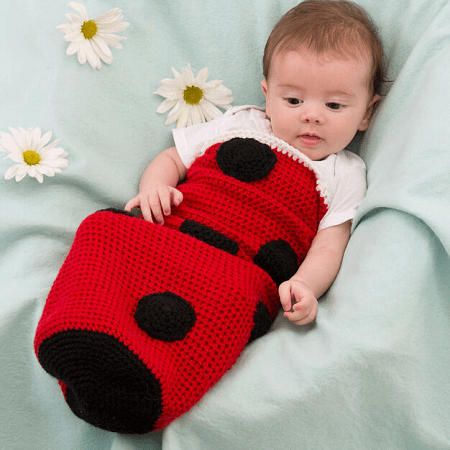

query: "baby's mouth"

left=299, top=134, right=322, bottom=146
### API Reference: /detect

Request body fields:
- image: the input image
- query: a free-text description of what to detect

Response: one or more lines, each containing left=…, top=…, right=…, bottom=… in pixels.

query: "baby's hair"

left=263, top=0, right=387, bottom=96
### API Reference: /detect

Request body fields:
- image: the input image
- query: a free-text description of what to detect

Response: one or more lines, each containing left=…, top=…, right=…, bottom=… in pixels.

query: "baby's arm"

left=125, top=146, right=187, bottom=224
left=279, top=220, right=351, bottom=325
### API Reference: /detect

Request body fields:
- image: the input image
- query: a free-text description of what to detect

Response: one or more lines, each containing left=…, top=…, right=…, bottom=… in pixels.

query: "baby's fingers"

left=148, top=193, right=165, bottom=225
left=124, top=197, right=140, bottom=212
left=157, top=188, right=183, bottom=222
left=140, top=201, right=154, bottom=223
left=171, top=188, right=183, bottom=207
left=157, top=189, right=173, bottom=218
left=278, top=281, right=294, bottom=312
left=284, top=298, right=318, bottom=325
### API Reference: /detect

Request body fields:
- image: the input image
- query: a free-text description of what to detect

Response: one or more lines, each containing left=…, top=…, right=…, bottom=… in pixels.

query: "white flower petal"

left=97, top=20, right=129, bottom=33
left=97, top=33, right=124, bottom=49
left=37, top=164, right=55, bottom=176
left=4, top=164, right=20, bottom=180
left=16, top=172, right=29, bottom=182
left=159, top=77, right=179, bottom=87
left=204, top=83, right=233, bottom=97
left=40, top=138, right=61, bottom=153
left=77, top=41, right=87, bottom=64
left=11, top=168, right=30, bottom=182
left=0, top=132, right=20, bottom=153
left=6, top=151, right=24, bottom=163
left=43, top=158, right=69, bottom=168
left=9, top=127, right=27, bottom=149
left=171, top=67, right=181, bottom=78
left=34, top=171, right=44, bottom=183
left=66, top=41, right=81, bottom=56
left=65, top=13, right=82, bottom=24
left=190, top=105, right=205, bottom=125
left=17, top=163, right=30, bottom=175
left=156, top=98, right=179, bottom=114
left=112, top=21, right=129, bottom=32
left=23, top=128, right=33, bottom=149
left=37, top=132, right=52, bottom=151
left=95, top=8, right=122, bottom=23
left=30, top=127, right=42, bottom=150
left=39, top=146, right=64, bottom=160
left=181, top=64, right=195, bottom=85
left=52, top=147, right=68, bottom=158
left=85, top=42, right=102, bottom=69
left=91, top=37, right=113, bottom=64
left=28, top=165, right=37, bottom=177
left=165, top=100, right=186, bottom=125
left=203, top=95, right=233, bottom=108
left=56, top=23, right=72, bottom=33
left=63, top=31, right=84, bottom=43
left=155, top=83, right=182, bottom=100
left=68, top=2, right=89, bottom=21
left=199, top=100, right=223, bottom=121
left=196, top=67, right=210, bottom=85
left=176, top=108, right=190, bottom=129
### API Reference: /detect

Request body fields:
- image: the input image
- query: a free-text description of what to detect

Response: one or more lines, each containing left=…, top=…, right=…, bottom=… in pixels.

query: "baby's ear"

left=261, top=79, right=269, bottom=95
left=261, top=79, right=271, bottom=118
left=359, top=94, right=381, bottom=131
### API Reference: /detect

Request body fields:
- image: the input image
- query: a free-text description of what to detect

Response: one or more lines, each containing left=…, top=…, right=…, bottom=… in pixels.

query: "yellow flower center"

left=81, top=20, right=98, bottom=40
left=23, top=150, right=41, bottom=166
left=183, top=86, right=203, bottom=105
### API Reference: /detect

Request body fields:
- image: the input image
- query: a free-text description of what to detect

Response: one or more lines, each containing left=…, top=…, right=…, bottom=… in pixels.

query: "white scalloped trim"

left=198, top=129, right=330, bottom=205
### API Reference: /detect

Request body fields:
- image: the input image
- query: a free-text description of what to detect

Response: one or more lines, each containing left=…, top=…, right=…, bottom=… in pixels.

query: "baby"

left=126, top=0, right=385, bottom=325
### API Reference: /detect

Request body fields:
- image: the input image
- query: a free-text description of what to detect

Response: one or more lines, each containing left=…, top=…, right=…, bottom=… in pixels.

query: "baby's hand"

left=124, top=185, right=183, bottom=225
left=279, top=279, right=318, bottom=325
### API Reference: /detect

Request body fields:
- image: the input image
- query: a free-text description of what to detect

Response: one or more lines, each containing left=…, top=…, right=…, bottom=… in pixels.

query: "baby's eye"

left=286, top=98, right=302, bottom=105
left=326, top=102, right=344, bottom=111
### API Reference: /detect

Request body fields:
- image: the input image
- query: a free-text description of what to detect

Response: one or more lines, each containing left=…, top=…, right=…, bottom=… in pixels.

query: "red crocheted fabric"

left=34, top=136, right=327, bottom=433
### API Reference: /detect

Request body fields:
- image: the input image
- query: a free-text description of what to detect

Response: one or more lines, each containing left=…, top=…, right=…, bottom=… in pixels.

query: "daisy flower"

left=1, top=127, right=68, bottom=183
left=155, top=64, right=233, bottom=128
left=57, top=2, right=129, bottom=69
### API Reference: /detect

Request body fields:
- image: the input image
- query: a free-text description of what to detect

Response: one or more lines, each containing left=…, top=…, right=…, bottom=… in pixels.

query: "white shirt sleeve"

left=172, top=106, right=270, bottom=168
left=317, top=150, right=367, bottom=231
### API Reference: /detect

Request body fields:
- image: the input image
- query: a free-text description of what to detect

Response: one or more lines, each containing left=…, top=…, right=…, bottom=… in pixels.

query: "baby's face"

left=261, top=49, right=380, bottom=161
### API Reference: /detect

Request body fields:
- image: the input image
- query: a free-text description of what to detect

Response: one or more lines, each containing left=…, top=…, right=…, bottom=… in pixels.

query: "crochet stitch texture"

left=34, top=136, right=327, bottom=433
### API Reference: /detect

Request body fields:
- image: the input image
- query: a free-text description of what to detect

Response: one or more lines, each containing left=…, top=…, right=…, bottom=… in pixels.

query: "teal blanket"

left=1, top=0, right=449, bottom=449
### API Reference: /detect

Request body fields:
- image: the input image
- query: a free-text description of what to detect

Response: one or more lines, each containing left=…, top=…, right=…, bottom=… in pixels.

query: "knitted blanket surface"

left=34, top=134, right=328, bottom=433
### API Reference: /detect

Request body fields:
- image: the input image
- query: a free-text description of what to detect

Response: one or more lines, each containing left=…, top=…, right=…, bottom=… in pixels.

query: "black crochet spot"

left=180, top=219, right=239, bottom=255
left=37, top=330, right=162, bottom=434
left=97, top=207, right=141, bottom=218
left=135, top=292, right=196, bottom=342
left=248, top=301, right=273, bottom=345
left=216, top=137, right=277, bottom=182
left=254, top=240, right=298, bottom=286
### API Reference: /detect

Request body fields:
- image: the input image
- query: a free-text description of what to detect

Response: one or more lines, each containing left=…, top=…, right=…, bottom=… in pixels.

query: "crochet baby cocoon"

left=34, top=134, right=328, bottom=433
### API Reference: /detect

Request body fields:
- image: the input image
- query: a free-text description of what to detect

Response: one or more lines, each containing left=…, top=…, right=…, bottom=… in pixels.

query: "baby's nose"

left=301, top=103, right=322, bottom=124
